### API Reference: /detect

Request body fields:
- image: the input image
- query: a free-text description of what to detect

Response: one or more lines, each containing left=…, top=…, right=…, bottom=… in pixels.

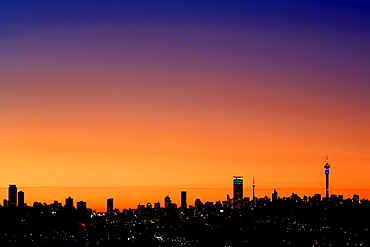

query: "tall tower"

left=181, top=191, right=187, bottom=208
left=252, top=177, right=256, bottom=206
left=18, top=191, right=24, bottom=207
left=233, top=176, right=243, bottom=200
left=324, top=157, right=330, bottom=199
left=272, top=189, right=278, bottom=203
left=107, top=198, right=114, bottom=214
left=164, top=195, right=172, bottom=208
left=8, top=185, right=17, bottom=207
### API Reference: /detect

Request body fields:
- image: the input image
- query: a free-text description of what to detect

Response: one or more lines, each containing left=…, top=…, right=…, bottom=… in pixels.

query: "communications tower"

left=252, top=177, right=256, bottom=206
left=324, top=157, right=330, bottom=199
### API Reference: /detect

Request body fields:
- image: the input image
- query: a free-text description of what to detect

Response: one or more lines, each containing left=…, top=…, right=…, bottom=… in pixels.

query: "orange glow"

left=1, top=6, right=369, bottom=212
left=1, top=73, right=369, bottom=211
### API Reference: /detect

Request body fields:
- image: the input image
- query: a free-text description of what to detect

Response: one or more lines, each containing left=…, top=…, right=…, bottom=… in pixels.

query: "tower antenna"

left=252, top=177, right=256, bottom=207
left=324, top=157, right=331, bottom=199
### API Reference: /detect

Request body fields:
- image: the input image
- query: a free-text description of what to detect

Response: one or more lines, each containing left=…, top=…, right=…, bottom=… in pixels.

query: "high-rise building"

left=65, top=196, right=74, bottom=208
left=18, top=191, right=24, bottom=207
left=233, top=176, right=243, bottom=200
left=164, top=195, right=171, bottom=208
left=8, top=185, right=17, bottom=207
left=181, top=191, right=187, bottom=208
left=324, top=157, right=330, bottom=199
left=272, top=189, right=278, bottom=202
left=107, top=198, right=114, bottom=214
left=77, top=201, right=87, bottom=212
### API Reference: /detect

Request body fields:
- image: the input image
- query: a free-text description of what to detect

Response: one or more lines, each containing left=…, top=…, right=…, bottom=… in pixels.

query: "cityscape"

left=1, top=160, right=370, bottom=246
left=1, top=0, right=370, bottom=246
left=0, top=158, right=338, bottom=212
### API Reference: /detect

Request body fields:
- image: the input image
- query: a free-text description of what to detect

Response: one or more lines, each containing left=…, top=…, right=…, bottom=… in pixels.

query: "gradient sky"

left=1, top=0, right=370, bottom=211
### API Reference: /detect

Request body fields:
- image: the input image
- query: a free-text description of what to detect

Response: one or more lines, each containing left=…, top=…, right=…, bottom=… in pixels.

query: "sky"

left=1, top=0, right=369, bottom=211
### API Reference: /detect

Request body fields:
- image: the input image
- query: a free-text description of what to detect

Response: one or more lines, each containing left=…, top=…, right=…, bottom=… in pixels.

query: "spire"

left=252, top=177, right=256, bottom=207
left=324, top=156, right=330, bottom=168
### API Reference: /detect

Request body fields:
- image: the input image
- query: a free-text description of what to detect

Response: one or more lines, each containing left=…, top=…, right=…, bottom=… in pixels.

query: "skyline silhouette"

left=1, top=0, right=369, bottom=215
left=2, top=161, right=367, bottom=212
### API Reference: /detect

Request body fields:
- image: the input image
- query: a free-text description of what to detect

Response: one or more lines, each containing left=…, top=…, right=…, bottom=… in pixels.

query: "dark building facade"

left=181, top=191, right=187, bottom=208
left=107, top=198, right=114, bottom=214
left=164, top=196, right=171, bottom=209
left=65, top=196, right=74, bottom=208
left=8, top=185, right=17, bottom=207
left=272, top=189, right=278, bottom=202
left=18, top=191, right=24, bottom=207
left=77, top=201, right=87, bottom=212
left=233, top=176, right=243, bottom=200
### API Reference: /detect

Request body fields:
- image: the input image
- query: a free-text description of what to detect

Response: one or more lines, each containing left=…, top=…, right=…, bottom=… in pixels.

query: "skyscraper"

left=181, top=191, right=187, bottom=208
left=107, top=198, right=114, bottom=214
left=324, top=157, right=330, bottom=199
left=233, top=176, right=243, bottom=200
left=272, top=189, right=278, bottom=203
left=18, top=191, right=24, bottom=207
left=65, top=196, right=74, bottom=208
left=8, top=185, right=17, bottom=207
left=164, top=195, right=171, bottom=209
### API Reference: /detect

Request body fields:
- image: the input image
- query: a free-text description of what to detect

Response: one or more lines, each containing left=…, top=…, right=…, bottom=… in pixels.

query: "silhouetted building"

left=324, top=157, right=330, bottom=198
left=3, top=199, right=7, bottom=207
left=312, top=194, right=322, bottom=202
left=154, top=201, right=160, bottom=209
left=233, top=176, right=243, bottom=200
left=51, top=201, right=62, bottom=211
left=33, top=202, right=42, bottom=208
left=8, top=185, right=17, bottom=207
left=272, top=189, right=278, bottom=202
left=65, top=196, right=74, bottom=208
left=107, top=198, right=114, bottom=214
left=181, top=191, right=187, bottom=208
left=77, top=201, right=87, bottom=212
left=18, top=191, right=24, bottom=207
left=195, top=198, right=203, bottom=208
left=353, top=194, right=360, bottom=202
left=164, top=195, right=171, bottom=209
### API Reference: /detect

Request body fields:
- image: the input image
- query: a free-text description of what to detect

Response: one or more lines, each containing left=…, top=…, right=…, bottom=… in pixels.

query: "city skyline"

left=1, top=1, right=369, bottom=212
left=2, top=164, right=368, bottom=212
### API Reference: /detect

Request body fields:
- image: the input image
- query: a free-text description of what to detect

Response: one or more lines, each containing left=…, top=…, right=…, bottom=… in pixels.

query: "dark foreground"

left=1, top=198, right=369, bottom=246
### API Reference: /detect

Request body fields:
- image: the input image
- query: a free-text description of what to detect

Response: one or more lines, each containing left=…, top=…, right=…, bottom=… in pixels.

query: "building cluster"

left=0, top=160, right=358, bottom=215
left=0, top=187, right=369, bottom=247
left=2, top=185, right=88, bottom=213
left=1, top=160, right=369, bottom=246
